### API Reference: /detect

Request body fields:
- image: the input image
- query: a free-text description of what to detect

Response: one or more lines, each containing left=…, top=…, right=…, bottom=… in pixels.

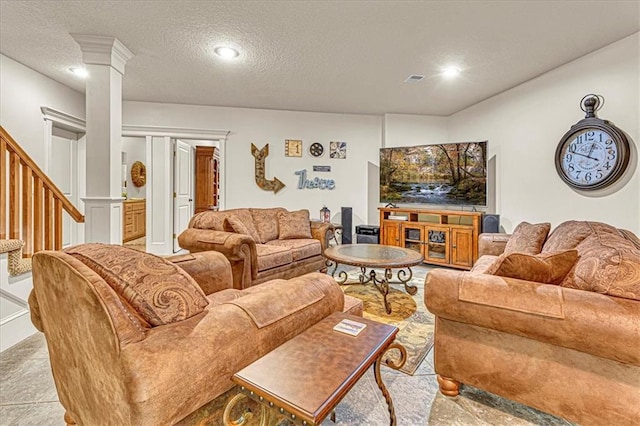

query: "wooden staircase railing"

left=1, top=126, right=84, bottom=258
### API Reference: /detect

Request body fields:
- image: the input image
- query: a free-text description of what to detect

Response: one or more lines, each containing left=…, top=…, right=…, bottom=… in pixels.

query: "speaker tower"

left=341, top=207, right=352, bottom=244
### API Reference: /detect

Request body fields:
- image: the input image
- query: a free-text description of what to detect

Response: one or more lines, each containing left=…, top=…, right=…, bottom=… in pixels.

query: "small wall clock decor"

left=555, top=94, right=632, bottom=190
left=309, top=142, right=324, bottom=157
left=285, top=139, right=302, bottom=157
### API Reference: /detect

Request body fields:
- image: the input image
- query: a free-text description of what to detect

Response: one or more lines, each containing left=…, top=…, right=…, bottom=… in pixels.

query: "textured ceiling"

left=1, top=1, right=638, bottom=116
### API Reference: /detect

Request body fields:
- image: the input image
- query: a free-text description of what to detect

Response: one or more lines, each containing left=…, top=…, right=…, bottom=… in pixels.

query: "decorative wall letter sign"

left=251, top=143, right=285, bottom=194
left=295, top=169, right=336, bottom=190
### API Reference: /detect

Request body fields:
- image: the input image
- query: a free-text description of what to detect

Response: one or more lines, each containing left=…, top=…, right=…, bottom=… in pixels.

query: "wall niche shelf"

left=379, top=207, right=482, bottom=270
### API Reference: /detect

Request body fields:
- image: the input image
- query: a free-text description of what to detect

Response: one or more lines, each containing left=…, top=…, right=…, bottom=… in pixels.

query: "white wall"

left=121, top=136, right=147, bottom=199
left=383, top=114, right=449, bottom=147
left=1, top=54, right=85, bottom=351
left=0, top=54, right=85, bottom=169
left=447, top=33, right=640, bottom=233
left=123, top=103, right=382, bottom=227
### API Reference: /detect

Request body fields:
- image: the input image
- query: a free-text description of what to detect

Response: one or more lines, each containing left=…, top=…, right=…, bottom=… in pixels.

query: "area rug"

left=340, top=267, right=434, bottom=375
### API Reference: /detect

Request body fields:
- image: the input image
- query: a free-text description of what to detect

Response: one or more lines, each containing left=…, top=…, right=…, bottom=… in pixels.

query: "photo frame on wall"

left=329, top=141, right=347, bottom=159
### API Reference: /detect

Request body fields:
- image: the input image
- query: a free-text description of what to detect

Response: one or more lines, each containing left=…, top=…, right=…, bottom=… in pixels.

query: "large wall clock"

left=555, top=94, right=632, bottom=190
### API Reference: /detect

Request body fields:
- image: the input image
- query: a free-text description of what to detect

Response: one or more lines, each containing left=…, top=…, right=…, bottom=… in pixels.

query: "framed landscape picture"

left=329, top=141, right=347, bottom=159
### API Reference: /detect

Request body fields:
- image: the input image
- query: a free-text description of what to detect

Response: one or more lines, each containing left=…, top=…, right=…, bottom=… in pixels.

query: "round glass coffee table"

left=324, top=244, right=424, bottom=314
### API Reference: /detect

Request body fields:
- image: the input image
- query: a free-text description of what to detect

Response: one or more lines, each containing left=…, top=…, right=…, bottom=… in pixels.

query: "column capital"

left=70, top=34, right=134, bottom=74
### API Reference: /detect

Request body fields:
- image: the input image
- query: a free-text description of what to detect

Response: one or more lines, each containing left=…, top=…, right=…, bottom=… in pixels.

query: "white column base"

left=82, top=197, right=124, bottom=244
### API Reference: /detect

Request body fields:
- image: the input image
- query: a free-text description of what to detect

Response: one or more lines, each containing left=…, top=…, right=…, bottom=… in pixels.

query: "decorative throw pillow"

left=503, top=222, right=551, bottom=255
left=486, top=250, right=578, bottom=285
left=65, top=243, right=208, bottom=327
left=278, top=209, right=312, bottom=239
left=224, top=216, right=255, bottom=241
left=251, top=208, right=285, bottom=243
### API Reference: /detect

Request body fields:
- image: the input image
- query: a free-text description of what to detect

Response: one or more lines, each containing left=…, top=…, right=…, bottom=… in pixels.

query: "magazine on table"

left=333, top=319, right=367, bottom=336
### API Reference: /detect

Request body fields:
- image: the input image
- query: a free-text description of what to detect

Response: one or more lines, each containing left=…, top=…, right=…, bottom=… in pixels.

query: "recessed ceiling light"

left=214, top=46, right=239, bottom=59
left=442, top=66, right=461, bottom=79
left=69, top=67, right=88, bottom=78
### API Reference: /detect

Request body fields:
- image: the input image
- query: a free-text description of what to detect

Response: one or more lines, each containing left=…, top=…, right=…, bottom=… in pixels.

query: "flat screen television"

left=380, top=141, right=487, bottom=207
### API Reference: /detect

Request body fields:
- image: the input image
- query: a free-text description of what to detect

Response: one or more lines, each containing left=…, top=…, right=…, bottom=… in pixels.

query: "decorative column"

left=71, top=34, right=133, bottom=243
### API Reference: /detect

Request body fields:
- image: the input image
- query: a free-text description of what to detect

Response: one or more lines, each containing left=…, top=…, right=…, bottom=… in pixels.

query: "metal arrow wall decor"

left=251, top=143, right=285, bottom=194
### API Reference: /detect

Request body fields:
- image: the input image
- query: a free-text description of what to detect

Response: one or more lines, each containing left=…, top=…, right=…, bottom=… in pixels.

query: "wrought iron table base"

left=326, top=261, right=418, bottom=314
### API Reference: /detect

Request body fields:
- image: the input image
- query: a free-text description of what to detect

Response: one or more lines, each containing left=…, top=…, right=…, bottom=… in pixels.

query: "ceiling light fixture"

left=69, top=67, right=88, bottom=78
left=214, top=46, right=239, bottom=59
left=442, top=66, right=461, bottom=79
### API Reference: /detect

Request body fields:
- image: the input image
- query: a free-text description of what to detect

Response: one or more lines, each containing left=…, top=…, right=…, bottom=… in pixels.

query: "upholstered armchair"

left=28, top=243, right=360, bottom=425
left=425, top=221, right=640, bottom=425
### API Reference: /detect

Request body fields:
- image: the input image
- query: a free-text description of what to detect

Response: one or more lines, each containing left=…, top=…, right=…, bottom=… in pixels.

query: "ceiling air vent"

left=404, top=74, right=425, bottom=83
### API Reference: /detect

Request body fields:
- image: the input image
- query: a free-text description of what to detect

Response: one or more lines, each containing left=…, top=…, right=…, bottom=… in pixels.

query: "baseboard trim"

left=0, top=309, right=37, bottom=352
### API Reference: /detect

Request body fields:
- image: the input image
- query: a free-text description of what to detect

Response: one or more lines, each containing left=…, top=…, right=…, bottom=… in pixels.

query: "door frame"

left=42, top=107, right=87, bottom=245
left=122, top=126, right=229, bottom=255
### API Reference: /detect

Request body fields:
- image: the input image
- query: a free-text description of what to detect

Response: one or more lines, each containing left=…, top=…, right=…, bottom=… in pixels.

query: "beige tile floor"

left=1, top=305, right=572, bottom=425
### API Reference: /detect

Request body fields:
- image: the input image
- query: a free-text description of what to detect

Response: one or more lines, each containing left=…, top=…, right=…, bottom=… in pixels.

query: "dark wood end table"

left=323, top=244, right=424, bottom=313
left=226, top=312, right=407, bottom=426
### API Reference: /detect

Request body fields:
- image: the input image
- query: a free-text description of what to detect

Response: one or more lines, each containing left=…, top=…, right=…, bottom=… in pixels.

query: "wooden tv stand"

left=379, top=207, right=482, bottom=270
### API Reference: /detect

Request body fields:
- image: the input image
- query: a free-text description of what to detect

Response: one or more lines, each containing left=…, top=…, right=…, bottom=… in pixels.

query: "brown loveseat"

left=425, top=221, right=640, bottom=425
left=178, top=208, right=334, bottom=289
left=28, top=243, right=362, bottom=425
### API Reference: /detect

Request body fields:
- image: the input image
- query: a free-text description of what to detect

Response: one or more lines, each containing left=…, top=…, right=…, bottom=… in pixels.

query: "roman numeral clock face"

left=559, top=129, right=617, bottom=188
left=555, top=95, right=632, bottom=191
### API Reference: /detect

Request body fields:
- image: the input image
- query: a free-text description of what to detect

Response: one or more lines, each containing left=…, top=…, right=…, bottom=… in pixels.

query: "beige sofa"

left=178, top=208, right=334, bottom=289
left=425, top=221, right=640, bottom=425
left=29, top=243, right=363, bottom=425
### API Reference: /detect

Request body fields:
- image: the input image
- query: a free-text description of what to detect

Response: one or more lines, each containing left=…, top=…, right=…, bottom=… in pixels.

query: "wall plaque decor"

left=251, top=143, right=285, bottom=194
left=130, top=161, right=146, bottom=187
left=329, top=141, right=347, bottom=159
left=295, top=169, right=335, bottom=190
left=309, top=142, right=324, bottom=157
left=313, top=165, right=331, bottom=172
left=285, top=139, right=302, bottom=157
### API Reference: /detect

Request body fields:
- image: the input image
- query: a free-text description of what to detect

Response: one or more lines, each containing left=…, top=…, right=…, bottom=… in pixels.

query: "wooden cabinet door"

left=381, top=222, right=401, bottom=246
left=401, top=223, right=424, bottom=257
left=424, top=225, right=450, bottom=265
left=133, top=209, right=145, bottom=238
left=451, top=228, right=474, bottom=268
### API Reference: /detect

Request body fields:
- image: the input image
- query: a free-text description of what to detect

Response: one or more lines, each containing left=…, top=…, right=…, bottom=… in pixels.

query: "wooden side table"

left=226, top=312, right=406, bottom=425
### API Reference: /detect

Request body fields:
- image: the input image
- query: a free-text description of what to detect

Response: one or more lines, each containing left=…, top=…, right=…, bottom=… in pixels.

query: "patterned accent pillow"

left=278, top=209, right=312, bottom=239
left=487, top=250, right=578, bottom=285
left=251, top=208, right=285, bottom=243
left=225, top=216, right=256, bottom=241
left=189, top=210, right=229, bottom=230
left=65, top=244, right=208, bottom=326
left=561, top=233, right=640, bottom=301
left=504, top=222, right=551, bottom=255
